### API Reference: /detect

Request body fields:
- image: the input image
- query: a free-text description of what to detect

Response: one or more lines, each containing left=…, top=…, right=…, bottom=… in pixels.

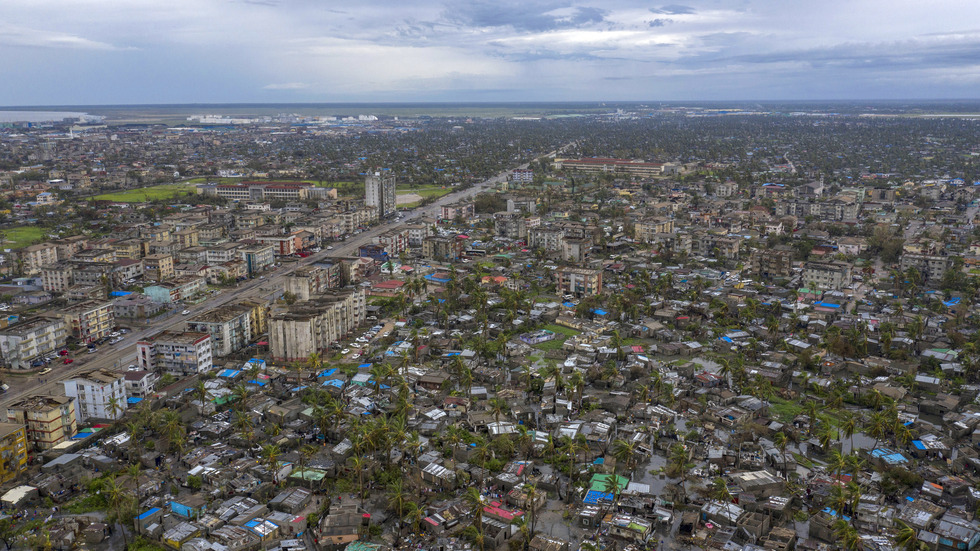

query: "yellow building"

left=0, top=424, right=28, bottom=480
left=6, top=396, right=77, bottom=451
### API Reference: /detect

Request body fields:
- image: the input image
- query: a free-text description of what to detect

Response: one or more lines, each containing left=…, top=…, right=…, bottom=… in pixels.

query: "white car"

left=341, top=348, right=350, bottom=355
left=181, top=310, right=190, bottom=315
left=327, top=246, right=334, bottom=250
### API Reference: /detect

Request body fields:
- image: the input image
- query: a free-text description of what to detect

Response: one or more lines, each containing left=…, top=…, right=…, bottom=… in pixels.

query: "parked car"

left=181, top=310, right=190, bottom=315
left=63, top=358, right=73, bottom=364
left=39, top=367, right=52, bottom=375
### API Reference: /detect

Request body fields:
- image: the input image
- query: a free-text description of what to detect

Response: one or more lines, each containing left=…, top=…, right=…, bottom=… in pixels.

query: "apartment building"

left=0, top=424, right=28, bottom=480
left=422, top=236, right=463, bottom=261
left=900, top=253, right=952, bottom=284
left=749, top=248, right=795, bottom=279
left=556, top=267, right=603, bottom=297
left=61, top=300, right=114, bottom=343
left=554, top=157, right=666, bottom=177
left=19, top=243, right=59, bottom=274
left=507, top=197, right=537, bottom=214
left=238, top=245, right=275, bottom=274
left=365, top=172, right=397, bottom=219
left=0, top=317, right=67, bottom=369
left=206, top=242, right=243, bottom=264
left=63, top=369, right=128, bottom=422
left=40, top=262, right=74, bottom=293
left=634, top=218, right=676, bottom=242
left=110, top=239, right=145, bottom=260
left=376, top=228, right=410, bottom=256
left=174, top=228, right=200, bottom=249
left=136, top=331, right=213, bottom=375
left=494, top=212, right=528, bottom=240
left=403, top=224, right=432, bottom=247
left=528, top=227, right=565, bottom=252
left=255, top=234, right=298, bottom=256
left=440, top=200, right=475, bottom=221
left=6, top=395, right=77, bottom=451
left=143, top=253, right=175, bottom=281
left=284, top=266, right=333, bottom=301
left=186, top=306, right=253, bottom=357
left=802, top=261, right=853, bottom=290
left=269, top=288, right=366, bottom=362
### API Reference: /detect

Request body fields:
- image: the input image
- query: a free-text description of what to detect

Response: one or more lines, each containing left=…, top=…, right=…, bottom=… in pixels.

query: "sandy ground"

left=396, top=193, right=423, bottom=205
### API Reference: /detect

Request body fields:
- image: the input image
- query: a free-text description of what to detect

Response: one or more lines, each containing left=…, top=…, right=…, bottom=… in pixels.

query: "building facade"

left=556, top=267, right=603, bottom=297
left=186, top=306, right=253, bottom=357
left=6, top=395, right=77, bottom=451
left=365, top=172, right=397, bottom=219
left=0, top=317, right=67, bottom=370
left=269, top=288, right=366, bottom=362
left=136, top=331, right=213, bottom=375
left=63, top=369, right=128, bottom=422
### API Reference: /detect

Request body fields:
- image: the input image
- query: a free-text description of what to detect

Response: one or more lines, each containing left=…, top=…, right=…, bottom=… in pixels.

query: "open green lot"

left=0, top=226, right=47, bottom=249
left=542, top=324, right=580, bottom=337
left=92, top=183, right=197, bottom=202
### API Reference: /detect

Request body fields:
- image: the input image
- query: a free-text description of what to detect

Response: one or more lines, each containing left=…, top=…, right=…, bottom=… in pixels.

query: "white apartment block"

left=136, top=331, right=213, bottom=376
left=186, top=305, right=252, bottom=357
left=63, top=369, right=128, bottom=422
left=365, top=172, right=396, bottom=219
left=0, top=317, right=68, bottom=370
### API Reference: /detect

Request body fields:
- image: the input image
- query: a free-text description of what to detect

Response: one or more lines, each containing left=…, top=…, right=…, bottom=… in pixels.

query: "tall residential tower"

left=365, top=172, right=396, bottom=219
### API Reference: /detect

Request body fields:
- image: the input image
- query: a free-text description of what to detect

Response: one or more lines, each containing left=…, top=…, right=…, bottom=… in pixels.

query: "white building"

left=365, top=172, right=396, bottom=219
left=63, top=369, right=127, bottom=422
left=136, top=331, right=213, bottom=376
left=0, top=317, right=68, bottom=370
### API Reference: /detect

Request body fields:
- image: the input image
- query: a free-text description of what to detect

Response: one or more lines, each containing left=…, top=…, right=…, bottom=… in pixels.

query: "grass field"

left=92, top=183, right=197, bottom=202
left=0, top=226, right=47, bottom=249
left=543, top=324, right=580, bottom=337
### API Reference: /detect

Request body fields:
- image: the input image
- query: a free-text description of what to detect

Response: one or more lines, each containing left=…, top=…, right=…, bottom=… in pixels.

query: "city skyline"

left=2, top=0, right=980, bottom=105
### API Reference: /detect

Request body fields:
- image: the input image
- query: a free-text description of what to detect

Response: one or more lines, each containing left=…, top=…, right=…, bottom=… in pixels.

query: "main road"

left=0, top=158, right=534, bottom=410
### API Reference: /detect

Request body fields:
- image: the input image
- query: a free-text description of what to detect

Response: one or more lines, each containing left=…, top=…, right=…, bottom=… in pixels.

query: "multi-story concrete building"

left=6, top=395, right=77, bottom=451
left=61, top=300, right=114, bottom=343
left=63, top=369, right=128, bottom=422
left=494, top=212, right=528, bottom=240
left=206, top=243, right=242, bottom=264
left=255, top=234, right=298, bottom=256
left=556, top=267, right=603, bottom=297
left=422, top=236, right=463, bottom=261
left=440, top=201, right=475, bottom=221
left=634, top=218, right=675, bottom=242
left=510, top=169, right=533, bottom=183
left=241, top=244, right=275, bottom=276
left=900, top=253, right=951, bottom=284
left=802, top=261, right=853, bottom=290
left=506, top=197, right=537, bottom=214
left=143, top=253, right=175, bottom=281
left=554, top=157, right=666, bottom=178
left=0, top=424, right=28, bottom=480
left=562, top=238, right=591, bottom=264
left=40, top=262, right=75, bottom=293
left=174, top=228, right=200, bottom=249
left=774, top=199, right=859, bottom=221
left=0, top=317, right=67, bottom=370
left=124, top=370, right=158, bottom=400
left=403, top=224, right=432, bottom=247
left=749, top=248, right=795, bottom=280
left=284, top=266, right=333, bottom=301
left=136, top=331, right=213, bottom=375
left=527, top=227, right=566, bottom=252
left=376, top=229, right=410, bottom=256
left=19, top=243, right=59, bottom=275
left=269, top=288, right=366, bottom=362
left=186, top=306, right=252, bottom=357
left=365, top=172, right=397, bottom=219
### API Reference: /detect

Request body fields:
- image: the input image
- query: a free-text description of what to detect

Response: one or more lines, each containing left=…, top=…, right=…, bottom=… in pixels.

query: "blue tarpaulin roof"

left=137, top=508, right=161, bottom=520
left=322, top=380, right=344, bottom=388
left=814, top=302, right=841, bottom=308
left=218, top=369, right=241, bottom=378
left=944, top=297, right=961, bottom=307
left=319, top=368, right=337, bottom=377
left=912, top=440, right=926, bottom=450
left=592, top=308, right=608, bottom=316
left=127, top=397, right=142, bottom=405
left=110, top=291, right=133, bottom=297
left=583, top=490, right=614, bottom=504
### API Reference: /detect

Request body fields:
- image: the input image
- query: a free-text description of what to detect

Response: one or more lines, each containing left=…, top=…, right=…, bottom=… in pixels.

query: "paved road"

left=0, top=160, right=526, bottom=410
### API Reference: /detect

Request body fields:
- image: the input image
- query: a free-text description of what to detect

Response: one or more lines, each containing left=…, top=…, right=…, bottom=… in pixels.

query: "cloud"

left=649, top=18, right=672, bottom=27
left=443, top=1, right=607, bottom=32
left=0, top=24, right=126, bottom=51
left=262, top=82, right=309, bottom=90
left=649, top=5, right=695, bottom=15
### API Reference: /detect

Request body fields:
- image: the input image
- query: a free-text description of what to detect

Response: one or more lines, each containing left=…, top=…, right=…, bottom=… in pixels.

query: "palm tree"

left=463, top=486, right=485, bottom=551
left=834, top=519, right=860, bottom=550
left=840, top=411, right=857, bottom=453
left=305, top=352, right=322, bottom=384
left=107, top=396, right=124, bottom=420
left=348, top=455, right=367, bottom=506
left=568, top=371, right=585, bottom=410
left=103, top=476, right=132, bottom=548
left=126, top=462, right=143, bottom=506
left=711, top=477, right=736, bottom=526
left=773, top=431, right=789, bottom=479
left=387, top=479, right=411, bottom=538
left=488, top=397, right=508, bottom=426
left=611, top=439, right=639, bottom=476
left=894, top=520, right=924, bottom=551
left=262, top=444, right=282, bottom=485
left=828, top=450, right=847, bottom=482
left=194, top=380, right=209, bottom=410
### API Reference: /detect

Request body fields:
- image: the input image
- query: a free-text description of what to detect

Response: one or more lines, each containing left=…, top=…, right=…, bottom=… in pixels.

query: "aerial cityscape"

left=4, top=2, right=980, bottom=551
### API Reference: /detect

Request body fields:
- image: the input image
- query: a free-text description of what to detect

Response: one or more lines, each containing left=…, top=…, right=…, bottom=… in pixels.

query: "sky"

left=2, top=0, right=980, bottom=105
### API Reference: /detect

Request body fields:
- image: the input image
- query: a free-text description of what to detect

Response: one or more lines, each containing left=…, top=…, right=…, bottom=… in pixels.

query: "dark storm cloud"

left=649, top=5, right=696, bottom=15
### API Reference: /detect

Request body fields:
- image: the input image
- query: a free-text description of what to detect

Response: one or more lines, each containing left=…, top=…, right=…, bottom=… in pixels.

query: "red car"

left=58, top=350, right=68, bottom=356
left=63, top=358, right=73, bottom=364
